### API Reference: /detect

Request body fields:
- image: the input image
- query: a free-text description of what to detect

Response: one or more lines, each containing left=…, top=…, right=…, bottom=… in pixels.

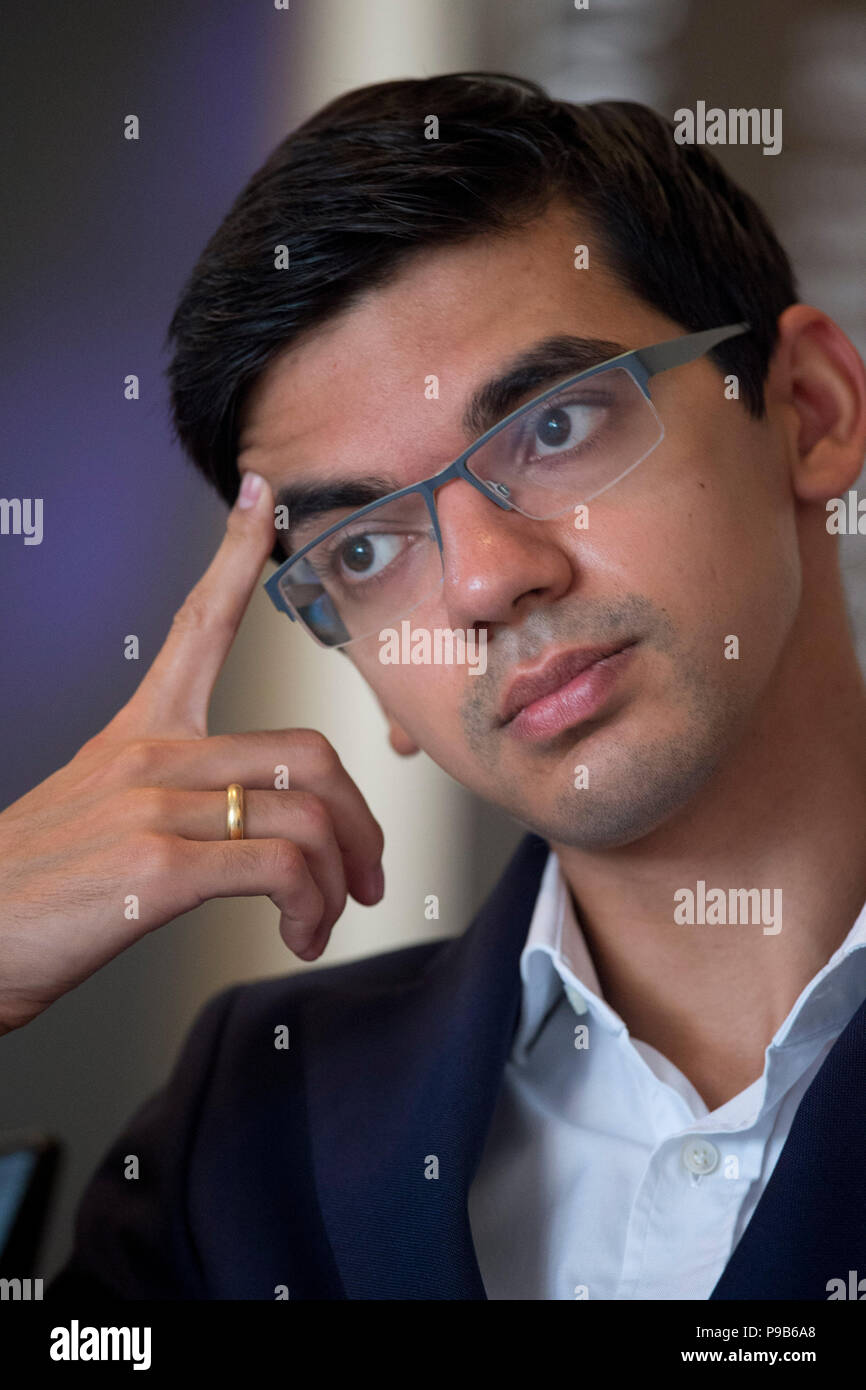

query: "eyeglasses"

left=264, top=322, right=751, bottom=648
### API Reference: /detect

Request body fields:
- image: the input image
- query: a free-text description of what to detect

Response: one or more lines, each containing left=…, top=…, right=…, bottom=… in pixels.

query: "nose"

left=433, top=475, right=576, bottom=633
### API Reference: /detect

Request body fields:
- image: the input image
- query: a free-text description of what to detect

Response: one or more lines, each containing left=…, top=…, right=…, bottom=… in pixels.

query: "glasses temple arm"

left=632, top=322, right=751, bottom=380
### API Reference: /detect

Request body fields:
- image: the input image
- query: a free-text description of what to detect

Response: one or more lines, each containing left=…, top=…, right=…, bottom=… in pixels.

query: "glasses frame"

left=264, top=321, right=751, bottom=648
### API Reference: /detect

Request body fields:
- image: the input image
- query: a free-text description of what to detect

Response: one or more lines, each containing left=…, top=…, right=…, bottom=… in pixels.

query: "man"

left=3, top=71, right=864, bottom=1299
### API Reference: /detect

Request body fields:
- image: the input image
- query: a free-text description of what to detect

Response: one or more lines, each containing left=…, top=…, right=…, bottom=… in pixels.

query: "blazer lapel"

left=710, top=994, right=866, bottom=1299
left=305, top=832, right=549, bottom=1299
left=305, top=827, right=866, bottom=1300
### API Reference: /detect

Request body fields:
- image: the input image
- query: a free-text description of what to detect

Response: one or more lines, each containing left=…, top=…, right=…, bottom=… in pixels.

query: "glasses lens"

left=275, top=492, right=443, bottom=647
left=466, top=366, right=663, bottom=519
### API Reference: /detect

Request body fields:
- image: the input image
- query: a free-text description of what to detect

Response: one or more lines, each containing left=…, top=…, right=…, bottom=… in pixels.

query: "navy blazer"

left=47, top=831, right=866, bottom=1300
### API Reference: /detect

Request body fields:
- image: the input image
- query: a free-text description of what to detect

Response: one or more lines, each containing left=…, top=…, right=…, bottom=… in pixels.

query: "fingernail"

left=236, top=470, right=264, bottom=509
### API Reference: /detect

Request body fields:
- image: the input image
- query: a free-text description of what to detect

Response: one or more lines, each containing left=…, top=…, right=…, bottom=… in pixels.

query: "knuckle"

left=170, top=588, right=210, bottom=635
left=116, top=738, right=166, bottom=783
left=291, top=791, right=332, bottom=840
left=292, top=728, right=340, bottom=776
left=272, top=839, right=304, bottom=877
left=171, top=589, right=234, bottom=645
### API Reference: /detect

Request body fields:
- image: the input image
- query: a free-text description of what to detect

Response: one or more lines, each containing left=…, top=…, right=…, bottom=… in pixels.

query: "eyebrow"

left=462, top=333, right=627, bottom=437
left=272, top=334, right=628, bottom=539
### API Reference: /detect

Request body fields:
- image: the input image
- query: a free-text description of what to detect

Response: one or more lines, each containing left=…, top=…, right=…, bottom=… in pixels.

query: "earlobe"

left=369, top=684, right=420, bottom=756
left=386, top=717, right=420, bottom=757
left=773, top=304, right=866, bottom=502
left=373, top=694, right=420, bottom=755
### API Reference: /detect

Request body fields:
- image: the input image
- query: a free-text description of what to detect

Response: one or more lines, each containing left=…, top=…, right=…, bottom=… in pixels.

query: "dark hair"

left=164, top=71, right=798, bottom=562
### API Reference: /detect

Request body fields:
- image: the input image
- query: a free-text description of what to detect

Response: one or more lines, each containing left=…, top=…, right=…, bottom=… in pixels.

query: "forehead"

left=236, top=200, right=665, bottom=478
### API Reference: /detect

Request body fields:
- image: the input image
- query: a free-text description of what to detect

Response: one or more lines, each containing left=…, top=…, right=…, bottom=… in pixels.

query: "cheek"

left=605, top=470, right=802, bottom=661
left=352, top=650, right=465, bottom=743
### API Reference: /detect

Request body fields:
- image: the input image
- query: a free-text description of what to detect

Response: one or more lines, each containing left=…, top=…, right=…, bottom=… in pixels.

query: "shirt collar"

left=513, top=850, right=866, bottom=1065
left=513, top=850, right=615, bottom=1061
left=771, top=895, right=866, bottom=1048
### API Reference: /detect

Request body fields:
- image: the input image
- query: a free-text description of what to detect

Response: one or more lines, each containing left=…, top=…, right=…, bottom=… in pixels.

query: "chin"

left=518, top=736, right=729, bottom=852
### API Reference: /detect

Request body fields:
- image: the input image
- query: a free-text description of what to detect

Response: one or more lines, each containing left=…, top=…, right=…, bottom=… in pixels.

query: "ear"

left=769, top=304, right=866, bottom=502
left=385, top=716, right=421, bottom=757
left=370, top=690, right=420, bottom=756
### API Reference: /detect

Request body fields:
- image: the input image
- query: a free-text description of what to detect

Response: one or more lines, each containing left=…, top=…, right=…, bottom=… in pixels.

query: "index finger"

left=128, top=470, right=276, bottom=736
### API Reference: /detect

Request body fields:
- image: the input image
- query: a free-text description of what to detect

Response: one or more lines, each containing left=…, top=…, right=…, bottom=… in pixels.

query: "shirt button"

left=681, top=1139, right=720, bottom=1176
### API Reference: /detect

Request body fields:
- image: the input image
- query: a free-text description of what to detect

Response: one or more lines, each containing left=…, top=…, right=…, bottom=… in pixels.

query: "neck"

left=551, top=568, right=866, bottom=1109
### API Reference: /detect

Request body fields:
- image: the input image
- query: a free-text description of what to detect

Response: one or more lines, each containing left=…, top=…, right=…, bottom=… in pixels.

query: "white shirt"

left=467, top=850, right=866, bottom=1300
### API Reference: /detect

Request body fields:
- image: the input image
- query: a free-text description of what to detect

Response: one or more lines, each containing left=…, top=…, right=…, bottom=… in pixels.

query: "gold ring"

left=226, top=784, right=245, bottom=840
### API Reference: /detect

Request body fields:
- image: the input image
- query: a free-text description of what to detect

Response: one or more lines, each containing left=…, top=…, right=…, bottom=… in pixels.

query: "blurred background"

left=1, top=0, right=864, bottom=1281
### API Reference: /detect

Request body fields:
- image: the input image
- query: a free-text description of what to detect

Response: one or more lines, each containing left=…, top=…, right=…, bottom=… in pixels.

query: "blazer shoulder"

left=216, top=935, right=451, bottom=1036
left=46, top=938, right=451, bottom=1301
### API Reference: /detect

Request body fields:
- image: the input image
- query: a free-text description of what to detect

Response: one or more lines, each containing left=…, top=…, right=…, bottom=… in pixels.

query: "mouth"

left=499, top=639, right=637, bottom=742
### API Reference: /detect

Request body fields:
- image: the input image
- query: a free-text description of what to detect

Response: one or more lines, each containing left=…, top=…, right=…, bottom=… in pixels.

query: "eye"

left=533, top=401, right=605, bottom=455
left=336, top=531, right=405, bottom=581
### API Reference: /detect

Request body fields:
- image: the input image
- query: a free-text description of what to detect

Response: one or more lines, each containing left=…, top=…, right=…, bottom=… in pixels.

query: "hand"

left=0, top=471, right=385, bottom=1035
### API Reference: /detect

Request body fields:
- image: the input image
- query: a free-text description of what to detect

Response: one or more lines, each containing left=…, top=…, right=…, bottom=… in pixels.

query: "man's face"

left=238, top=200, right=802, bottom=849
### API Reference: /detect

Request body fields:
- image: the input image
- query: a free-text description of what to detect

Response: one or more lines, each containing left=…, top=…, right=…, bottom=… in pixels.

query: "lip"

left=500, top=640, right=636, bottom=741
